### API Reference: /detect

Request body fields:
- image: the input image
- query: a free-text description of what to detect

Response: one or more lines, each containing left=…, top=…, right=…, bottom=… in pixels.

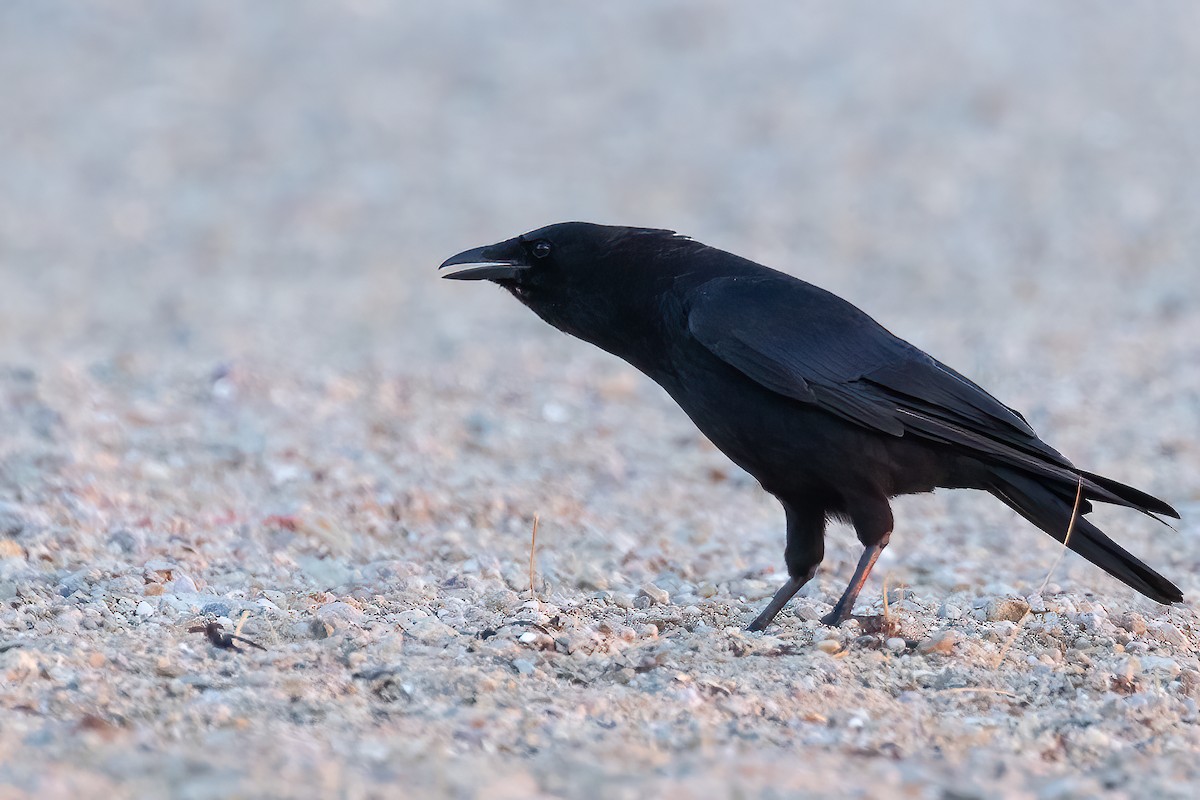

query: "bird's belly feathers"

left=652, top=353, right=971, bottom=501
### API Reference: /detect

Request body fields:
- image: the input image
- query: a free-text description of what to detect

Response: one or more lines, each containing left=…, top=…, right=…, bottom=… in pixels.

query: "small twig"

left=1037, top=477, right=1084, bottom=596
left=529, top=514, right=540, bottom=604
left=938, top=687, right=1023, bottom=701
left=233, top=609, right=251, bottom=638
left=992, top=476, right=1085, bottom=669
left=188, top=621, right=266, bottom=653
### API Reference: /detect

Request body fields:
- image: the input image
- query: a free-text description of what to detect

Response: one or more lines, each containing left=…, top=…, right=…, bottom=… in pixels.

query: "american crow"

left=440, top=222, right=1182, bottom=631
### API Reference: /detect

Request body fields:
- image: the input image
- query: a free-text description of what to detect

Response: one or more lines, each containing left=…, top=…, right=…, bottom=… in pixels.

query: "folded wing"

left=686, top=275, right=1177, bottom=518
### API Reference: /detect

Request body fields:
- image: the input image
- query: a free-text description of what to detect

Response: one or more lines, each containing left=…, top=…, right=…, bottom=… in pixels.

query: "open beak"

left=439, top=242, right=529, bottom=281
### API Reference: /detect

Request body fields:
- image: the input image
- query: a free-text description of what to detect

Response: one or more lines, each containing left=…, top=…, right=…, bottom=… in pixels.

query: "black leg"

left=747, top=569, right=817, bottom=631
left=746, top=501, right=825, bottom=632
left=820, top=531, right=891, bottom=626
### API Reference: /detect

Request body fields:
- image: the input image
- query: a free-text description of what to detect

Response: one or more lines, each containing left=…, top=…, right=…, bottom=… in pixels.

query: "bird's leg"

left=747, top=568, right=817, bottom=632
left=821, top=531, right=891, bottom=626
left=747, top=501, right=825, bottom=632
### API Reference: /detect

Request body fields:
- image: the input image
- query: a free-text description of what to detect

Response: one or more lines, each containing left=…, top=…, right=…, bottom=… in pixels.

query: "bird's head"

left=439, top=222, right=696, bottom=342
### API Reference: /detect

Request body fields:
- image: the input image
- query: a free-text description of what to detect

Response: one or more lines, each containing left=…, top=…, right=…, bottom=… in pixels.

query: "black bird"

left=440, top=222, right=1182, bottom=631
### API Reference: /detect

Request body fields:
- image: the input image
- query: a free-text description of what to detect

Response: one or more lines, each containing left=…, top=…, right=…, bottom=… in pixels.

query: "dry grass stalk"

left=529, top=514, right=540, bottom=604
left=991, top=476, right=1085, bottom=669
left=938, top=687, right=1023, bottom=701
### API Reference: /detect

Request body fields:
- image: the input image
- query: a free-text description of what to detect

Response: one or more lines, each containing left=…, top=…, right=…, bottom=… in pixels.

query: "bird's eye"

left=532, top=240, right=553, bottom=259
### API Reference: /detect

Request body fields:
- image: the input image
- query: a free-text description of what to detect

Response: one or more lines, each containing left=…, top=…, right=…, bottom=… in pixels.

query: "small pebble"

left=992, top=620, right=1018, bottom=637
left=406, top=619, right=458, bottom=642
left=985, top=598, right=1030, bottom=623
left=1141, top=656, right=1181, bottom=679
left=1149, top=622, right=1188, bottom=648
left=939, top=604, right=963, bottom=620
left=256, top=598, right=283, bottom=615
left=793, top=604, right=824, bottom=621
left=1180, top=669, right=1200, bottom=697
left=201, top=602, right=232, bottom=617
left=919, top=629, right=961, bottom=655
left=1119, top=612, right=1147, bottom=635
left=611, top=593, right=634, bottom=609
left=638, top=583, right=670, bottom=606
left=170, top=574, right=198, bottom=594
left=317, top=601, right=363, bottom=623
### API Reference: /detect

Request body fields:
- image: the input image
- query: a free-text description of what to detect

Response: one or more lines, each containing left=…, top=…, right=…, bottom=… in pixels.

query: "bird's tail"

left=1076, top=468, right=1180, bottom=519
left=986, top=466, right=1182, bottom=604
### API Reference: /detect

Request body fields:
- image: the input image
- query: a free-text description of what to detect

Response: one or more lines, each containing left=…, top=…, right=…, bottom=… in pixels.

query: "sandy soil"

left=3, top=2, right=1200, bottom=798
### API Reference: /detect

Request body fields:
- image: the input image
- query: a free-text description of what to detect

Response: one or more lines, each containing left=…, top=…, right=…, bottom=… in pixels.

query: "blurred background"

left=3, top=2, right=1200, bottom=795
left=3, top=1, right=1198, bottom=365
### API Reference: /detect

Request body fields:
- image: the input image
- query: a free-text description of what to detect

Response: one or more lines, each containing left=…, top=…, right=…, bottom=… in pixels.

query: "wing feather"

left=684, top=274, right=1177, bottom=519
left=687, top=275, right=1062, bottom=462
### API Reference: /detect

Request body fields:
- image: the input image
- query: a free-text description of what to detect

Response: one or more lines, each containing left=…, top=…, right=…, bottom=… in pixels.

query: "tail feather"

left=987, top=467, right=1182, bottom=604
left=1078, top=469, right=1180, bottom=520
left=899, top=411, right=1179, bottom=520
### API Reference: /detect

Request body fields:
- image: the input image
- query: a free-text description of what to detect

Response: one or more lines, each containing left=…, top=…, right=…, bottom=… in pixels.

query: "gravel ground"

left=3, top=2, right=1200, bottom=798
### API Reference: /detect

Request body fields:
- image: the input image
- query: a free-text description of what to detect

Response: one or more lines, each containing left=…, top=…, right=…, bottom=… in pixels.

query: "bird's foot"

left=819, top=610, right=900, bottom=639
left=819, top=610, right=848, bottom=627
left=820, top=601, right=855, bottom=626
left=849, top=613, right=899, bottom=637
